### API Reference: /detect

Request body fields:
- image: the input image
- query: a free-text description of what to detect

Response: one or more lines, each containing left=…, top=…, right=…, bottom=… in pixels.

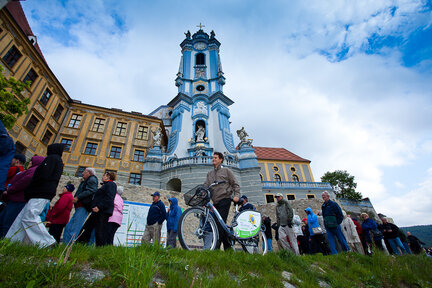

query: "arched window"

left=196, top=53, right=205, bottom=65
left=260, top=174, right=264, bottom=181
left=274, top=174, right=281, bottom=182
left=292, top=174, right=299, bottom=182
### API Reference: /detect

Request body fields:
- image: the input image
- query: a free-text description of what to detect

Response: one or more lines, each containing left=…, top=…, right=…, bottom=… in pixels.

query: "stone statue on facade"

left=185, top=30, right=191, bottom=39
left=195, top=125, right=206, bottom=142
left=194, top=101, right=207, bottom=115
left=237, top=126, right=253, bottom=147
left=152, top=127, right=162, bottom=147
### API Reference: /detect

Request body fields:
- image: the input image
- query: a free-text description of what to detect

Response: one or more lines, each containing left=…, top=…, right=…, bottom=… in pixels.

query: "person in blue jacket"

left=166, top=197, right=182, bottom=248
left=361, top=213, right=385, bottom=254
left=0, top=120, right=15, bottom=194
left=305, top=207, right=330, bottom=255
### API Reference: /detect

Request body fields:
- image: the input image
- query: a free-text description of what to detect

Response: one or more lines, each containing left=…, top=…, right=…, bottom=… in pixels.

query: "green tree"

left=0, top=65, right=30, bottom=129
left=321, top=170, right=363, bottom=201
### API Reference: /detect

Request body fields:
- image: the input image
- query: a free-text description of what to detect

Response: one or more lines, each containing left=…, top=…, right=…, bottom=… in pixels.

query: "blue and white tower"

left=143, top=28, right=261, bottom=201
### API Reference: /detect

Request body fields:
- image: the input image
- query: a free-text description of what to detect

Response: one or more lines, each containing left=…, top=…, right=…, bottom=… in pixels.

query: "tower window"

left=195, top=53, right=205, bottom=65
left=196, top=85, right=205, bottom=91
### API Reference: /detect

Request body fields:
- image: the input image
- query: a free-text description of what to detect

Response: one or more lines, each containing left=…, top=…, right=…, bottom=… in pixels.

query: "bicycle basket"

left=184, top=185, right=210, bottom=206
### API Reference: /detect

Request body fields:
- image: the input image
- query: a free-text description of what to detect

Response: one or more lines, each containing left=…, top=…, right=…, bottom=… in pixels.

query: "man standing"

left=275, top=193, right=299, bottom=255
left=142, top=192, right=166, bottom=245
left=203, top=152, right=240, bottom=250
left=407, top=231, right=425, bottom=254
left=62, top=168, right=98, bottom=244
left=321, top=191, right=350, bottom=254
left=238, top=195, right=255, bottom=212
left=380, top=217, right=406, bottom=255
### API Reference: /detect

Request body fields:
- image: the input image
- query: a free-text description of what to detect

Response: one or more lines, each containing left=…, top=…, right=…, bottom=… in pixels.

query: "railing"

left=162, top=156, right=239, bottom=170
left=261, top=181, right=332, bottom=190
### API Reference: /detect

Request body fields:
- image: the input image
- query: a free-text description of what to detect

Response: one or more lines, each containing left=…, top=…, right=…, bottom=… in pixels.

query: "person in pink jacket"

left=46, top=183, right=74, bottom=243
left=107, top=186, right=124, bottom=245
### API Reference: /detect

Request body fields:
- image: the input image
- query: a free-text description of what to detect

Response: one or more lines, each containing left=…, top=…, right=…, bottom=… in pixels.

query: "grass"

left=0, top=239, right=431, bottom=287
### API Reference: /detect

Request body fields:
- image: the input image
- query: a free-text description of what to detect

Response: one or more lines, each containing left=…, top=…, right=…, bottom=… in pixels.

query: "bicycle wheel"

left=178, top=207, right=219, bottom=251
left=240, top=230, right=268, bottom=255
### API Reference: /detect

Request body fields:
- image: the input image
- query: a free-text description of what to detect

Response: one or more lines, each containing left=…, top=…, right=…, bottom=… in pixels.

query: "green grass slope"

left=0, top=240, right=431, bottom=288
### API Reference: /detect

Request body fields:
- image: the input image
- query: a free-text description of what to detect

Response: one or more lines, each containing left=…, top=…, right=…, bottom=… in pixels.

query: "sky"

left=21, top=0, right=432, bottom=227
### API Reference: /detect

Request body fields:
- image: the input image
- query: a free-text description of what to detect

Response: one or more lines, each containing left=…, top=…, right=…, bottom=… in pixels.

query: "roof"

left=6, top=1, right=46, bottom=62
left=253, top=146, right=310, bottom=163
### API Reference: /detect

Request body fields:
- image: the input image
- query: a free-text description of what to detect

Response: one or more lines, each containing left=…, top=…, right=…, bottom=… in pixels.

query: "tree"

left=321, top=170, right=363, bottom=201
left=0, top=65, right=30, bottom=129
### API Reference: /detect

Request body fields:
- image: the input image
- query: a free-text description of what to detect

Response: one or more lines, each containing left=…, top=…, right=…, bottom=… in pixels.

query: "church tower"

left=143, top=28, right=261, bottom=201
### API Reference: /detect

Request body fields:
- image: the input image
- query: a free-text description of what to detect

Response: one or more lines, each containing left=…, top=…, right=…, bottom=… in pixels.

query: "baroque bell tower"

left=143, top=27, right=261, bottom=201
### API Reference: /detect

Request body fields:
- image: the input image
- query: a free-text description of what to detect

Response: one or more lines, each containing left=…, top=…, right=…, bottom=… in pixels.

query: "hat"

left=65, top=183, right=75, bottom=192
left=240, top=195, right=248, bottom=201
left=275, top=193, right=283, bottom=197
left=13, top=154, right=26, bottom=164
left=151, top=191, right=161, bottom=197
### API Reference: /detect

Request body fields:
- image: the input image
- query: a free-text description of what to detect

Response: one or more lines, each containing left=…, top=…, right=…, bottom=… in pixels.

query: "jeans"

left=0, top=201, right=26, bottom=237
left=388, top=237, right=406, bottom=255
left=326, top=225, right=350, bottom=254
left=62, top=207, right=89, bottom=244
left=263, top=238, right=273, bottom=252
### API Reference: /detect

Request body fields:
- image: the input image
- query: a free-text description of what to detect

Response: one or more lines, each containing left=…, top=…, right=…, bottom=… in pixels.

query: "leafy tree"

left=321, top=170, right=363, bottom=201
left=0, top=65, right=30, bottom=129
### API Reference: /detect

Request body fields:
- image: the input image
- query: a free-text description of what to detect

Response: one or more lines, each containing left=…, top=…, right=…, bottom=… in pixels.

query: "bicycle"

left=178, top=181, right=268, bottom=255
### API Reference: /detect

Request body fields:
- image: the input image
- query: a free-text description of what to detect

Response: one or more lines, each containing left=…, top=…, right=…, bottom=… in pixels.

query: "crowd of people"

left=0, top=131, right=428, bottom=255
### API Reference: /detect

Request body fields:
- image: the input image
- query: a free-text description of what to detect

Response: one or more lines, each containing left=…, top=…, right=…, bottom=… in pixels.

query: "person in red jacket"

left=46, top=183, right=74, bottom=243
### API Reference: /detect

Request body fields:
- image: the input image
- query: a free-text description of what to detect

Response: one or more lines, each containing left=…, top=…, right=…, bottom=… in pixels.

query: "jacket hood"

left=343, top=210, right=347, bottom=218
left=305, top=207, right=314, bottom=215
left=169, top=197, right=178, bottom=207
left=47, top=143, right=65, bottom=156
left=30, top=156, right=45, bottom=167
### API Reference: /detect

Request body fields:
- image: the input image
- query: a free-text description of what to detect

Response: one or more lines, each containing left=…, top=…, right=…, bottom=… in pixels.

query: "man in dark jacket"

left=6, top=143, right=64, bottom=248
left=262, top=215, right=273, bottom=252
left=321, top=191, right=350, bottom=254
left=166, top=197, right=181, bottom=248
left=0, top=120, right=15, bottom=193
left=142, top=191, right=166, bottom=245
left=77, top=171, right=116, bottom=247
left=239, top=195, right=255, bottom=212
left=380, top=217, right=406, bottom=255
left=275, top=193, right=299, bottom=254
left=407, top=232, right=425, bottom=254
left=62, top=167, right=98, bottom=244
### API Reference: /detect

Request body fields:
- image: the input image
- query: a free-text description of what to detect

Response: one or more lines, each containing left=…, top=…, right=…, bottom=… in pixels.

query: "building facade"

left=0, top=2, right=165, bottom=183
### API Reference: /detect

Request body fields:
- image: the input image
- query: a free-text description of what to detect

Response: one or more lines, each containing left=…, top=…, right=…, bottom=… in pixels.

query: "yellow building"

left=0, top=2, right=165, bottom=184
left=254, top=146, right=330, bottom=203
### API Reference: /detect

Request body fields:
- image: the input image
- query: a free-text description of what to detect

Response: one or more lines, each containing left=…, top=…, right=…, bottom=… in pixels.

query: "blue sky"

left=22, top=0, right=432, bottom=226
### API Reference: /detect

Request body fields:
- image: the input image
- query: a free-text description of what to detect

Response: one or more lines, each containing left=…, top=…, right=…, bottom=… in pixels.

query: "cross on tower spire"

left=196, top=23, right=205, bottom=30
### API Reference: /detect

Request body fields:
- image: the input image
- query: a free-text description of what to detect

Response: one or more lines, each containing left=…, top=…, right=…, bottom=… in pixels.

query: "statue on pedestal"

left=236, top=127, right=253, bottom=147
left=195, top=125, right=206, bottom=142
left=152, top=127, right=162, bottom=147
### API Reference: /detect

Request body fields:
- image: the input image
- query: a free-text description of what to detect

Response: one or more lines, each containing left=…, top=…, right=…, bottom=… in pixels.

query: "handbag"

left=324, top=215, right=338, bottom=228
left=312, top=226, right=323, bottom=234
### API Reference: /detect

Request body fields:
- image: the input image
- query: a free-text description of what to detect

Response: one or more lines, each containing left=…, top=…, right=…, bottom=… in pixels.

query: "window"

left=137, top=125, right=148, bottom=139
left=133, top=149, right=145, bottom=162
left=307, top=195, right=316, bottom=199
left=287, top=194, right=296, bottom=200
left=290, top=167, right=296, bottom=172
left=265, top=194, right=275, bottom=203
left=129, top=173, right=142, bottom=185
left=61, top=138, right=73, bottom=152
left=292, top=175, right=299, bottom=182
left=68, top=114, right=82, bottom=128
left=114, top=122, right=127, bottom=136
left=41, top=130, right=53, bottom=145
left=274, top=174, right=282, bottom=182
left=273, top=166, right=279, bottom=172
left=40, top=89, right=52, bottom=105
left=84, top=142, right=98, bottom=155
left=109, top=146, right=122, bottom=159
left=196, top=53, right=205, bottom=65
left=75, top=166, right=86, bottom=177
left=23, top=68, right=38, bottom=86
left=53, top=104, right=64, bottom=121
left=92, top=118, right=105, bottom=132
left=25, top=115, right=39, bottom=133
left=2, top=46, right=22, bottom=68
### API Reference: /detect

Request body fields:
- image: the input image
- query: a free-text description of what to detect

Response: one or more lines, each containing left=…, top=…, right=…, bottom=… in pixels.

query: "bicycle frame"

left=202, top=201, right=236, bottom=241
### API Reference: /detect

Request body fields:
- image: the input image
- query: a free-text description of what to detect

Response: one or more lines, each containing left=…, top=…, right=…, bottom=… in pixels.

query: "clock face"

left=194, top=42, right=207, bottom=50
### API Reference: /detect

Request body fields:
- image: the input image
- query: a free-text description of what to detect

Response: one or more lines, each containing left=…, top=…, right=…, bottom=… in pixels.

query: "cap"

left=275, top=193, right=283, bottom=197
left=151, top=191, right=161, bottom=197
left=65, top=183, right=75, bottom=192
left=13, top=154, right=26, bottom=164
left=240, top=195, right=248, bottom=200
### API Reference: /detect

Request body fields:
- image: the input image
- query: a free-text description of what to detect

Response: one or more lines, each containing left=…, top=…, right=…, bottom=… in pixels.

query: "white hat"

left=275, top=193, right=283, bottom=197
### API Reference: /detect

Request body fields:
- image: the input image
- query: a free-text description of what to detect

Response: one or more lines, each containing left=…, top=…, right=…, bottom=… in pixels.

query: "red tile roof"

left=6, top=1, right=46, bottom=62
left=254, top=146, right=310, bottom=163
